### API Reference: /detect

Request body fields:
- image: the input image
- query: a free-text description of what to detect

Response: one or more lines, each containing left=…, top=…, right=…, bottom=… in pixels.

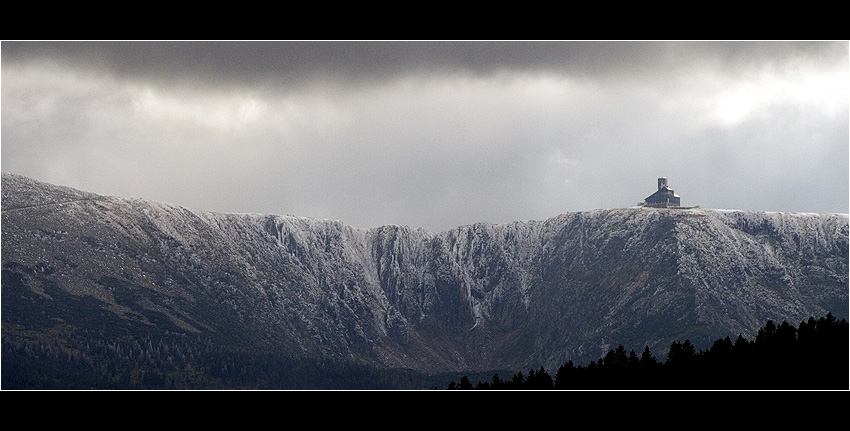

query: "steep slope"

left=2, top=172, right=847, bottom=377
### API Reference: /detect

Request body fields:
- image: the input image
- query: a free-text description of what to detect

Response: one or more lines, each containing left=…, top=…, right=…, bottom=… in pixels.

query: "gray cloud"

left=2, top=41, right=847, bottom=231
left=5, top=41, right=837, bottom=90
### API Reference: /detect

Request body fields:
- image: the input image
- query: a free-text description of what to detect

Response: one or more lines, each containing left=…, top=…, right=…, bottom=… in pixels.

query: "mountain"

left=2, top=172, right=847, bottom=387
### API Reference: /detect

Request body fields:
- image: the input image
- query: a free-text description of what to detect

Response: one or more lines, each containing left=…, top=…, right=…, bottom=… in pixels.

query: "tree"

left=666, top=339, right=696, bottom=375
left=666, top=341, right=683, bottom=364
left=776, top=320, right=797, bottom=345
left=755, top=320, right=778, bottom=346
left=709, top=336, right=733, bottom=356
left=603, top=345, right=629, bottom=368
left=681, top=340, right=696, bottom=359
left=526, top=366, right=553, bottom=389
left=640, top=345, right=657, bottom=367
left=509, top=371, right=525, bottom=388
left=554, top=360, right=575, bottom=389
left=490, top=373, right=504, bottom=389
left=628, top=349, right=640, bottom=368
left=475, top=380, right=491, bottom=390
left=732, top=334, right=751, bottom=357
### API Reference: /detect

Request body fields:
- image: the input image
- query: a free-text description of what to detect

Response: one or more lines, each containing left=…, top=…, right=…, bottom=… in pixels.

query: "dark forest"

left=2, top=313, right=846, bottom=390
left=446, top=313, right=848, bottom=390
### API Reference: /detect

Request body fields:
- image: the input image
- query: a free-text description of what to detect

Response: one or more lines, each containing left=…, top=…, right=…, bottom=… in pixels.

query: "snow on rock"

left=2, top=172, right=847, bottom=372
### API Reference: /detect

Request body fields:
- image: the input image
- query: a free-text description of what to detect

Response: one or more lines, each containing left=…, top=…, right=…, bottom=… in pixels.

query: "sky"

left=2, top=41, right=848, bottom=232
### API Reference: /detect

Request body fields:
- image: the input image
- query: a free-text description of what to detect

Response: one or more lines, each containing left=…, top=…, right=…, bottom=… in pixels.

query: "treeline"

left=0, top=330, right=432, bottom=390
left=3, top=313, right=846, bottom=389
left=447, top=313, right=849, bottom=390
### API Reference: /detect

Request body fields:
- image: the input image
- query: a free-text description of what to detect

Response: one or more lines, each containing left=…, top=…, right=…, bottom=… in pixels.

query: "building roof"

left=645, top=186, right=680, bottom=201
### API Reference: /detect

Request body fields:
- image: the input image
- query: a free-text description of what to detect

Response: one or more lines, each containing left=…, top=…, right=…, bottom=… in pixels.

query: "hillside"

left=2, top=172, right=847, bottom=387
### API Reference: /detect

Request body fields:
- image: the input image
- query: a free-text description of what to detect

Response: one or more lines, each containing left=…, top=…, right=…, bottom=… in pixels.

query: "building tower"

left=644, top=177, right=681, bottom=208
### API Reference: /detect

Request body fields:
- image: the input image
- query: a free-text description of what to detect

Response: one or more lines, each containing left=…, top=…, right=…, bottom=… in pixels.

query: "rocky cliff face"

left=2, top=172, right=847, bottom=373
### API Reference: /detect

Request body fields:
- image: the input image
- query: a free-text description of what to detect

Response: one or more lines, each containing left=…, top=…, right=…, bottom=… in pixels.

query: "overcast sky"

left=2, top=41, right=848, bottom=231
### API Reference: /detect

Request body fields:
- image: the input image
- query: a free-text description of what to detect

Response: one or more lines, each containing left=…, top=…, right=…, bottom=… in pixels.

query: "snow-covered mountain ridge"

left=2, top=172, right=847, bottom=372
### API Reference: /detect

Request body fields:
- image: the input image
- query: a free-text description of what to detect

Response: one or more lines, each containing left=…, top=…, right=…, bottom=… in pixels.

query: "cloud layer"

left=3, top=41, right=847, bottom=231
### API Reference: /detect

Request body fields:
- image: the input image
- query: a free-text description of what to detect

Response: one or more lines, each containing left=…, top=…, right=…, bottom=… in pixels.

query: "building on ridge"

left=643, top=177, right=681, bottom=208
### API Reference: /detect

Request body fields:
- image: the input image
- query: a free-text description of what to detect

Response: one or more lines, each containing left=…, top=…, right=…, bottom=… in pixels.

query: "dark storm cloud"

left=5, top=41, right=836, bottom=90
left=2, top=41, right=847, bottom=231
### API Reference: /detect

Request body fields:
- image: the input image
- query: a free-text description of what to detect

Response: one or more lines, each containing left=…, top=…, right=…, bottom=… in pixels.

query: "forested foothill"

left=446, top=313, right=849, bottom=390
left=0, top=331, right=441, bottom=390
left=2, top=310, right=846, bottom=390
